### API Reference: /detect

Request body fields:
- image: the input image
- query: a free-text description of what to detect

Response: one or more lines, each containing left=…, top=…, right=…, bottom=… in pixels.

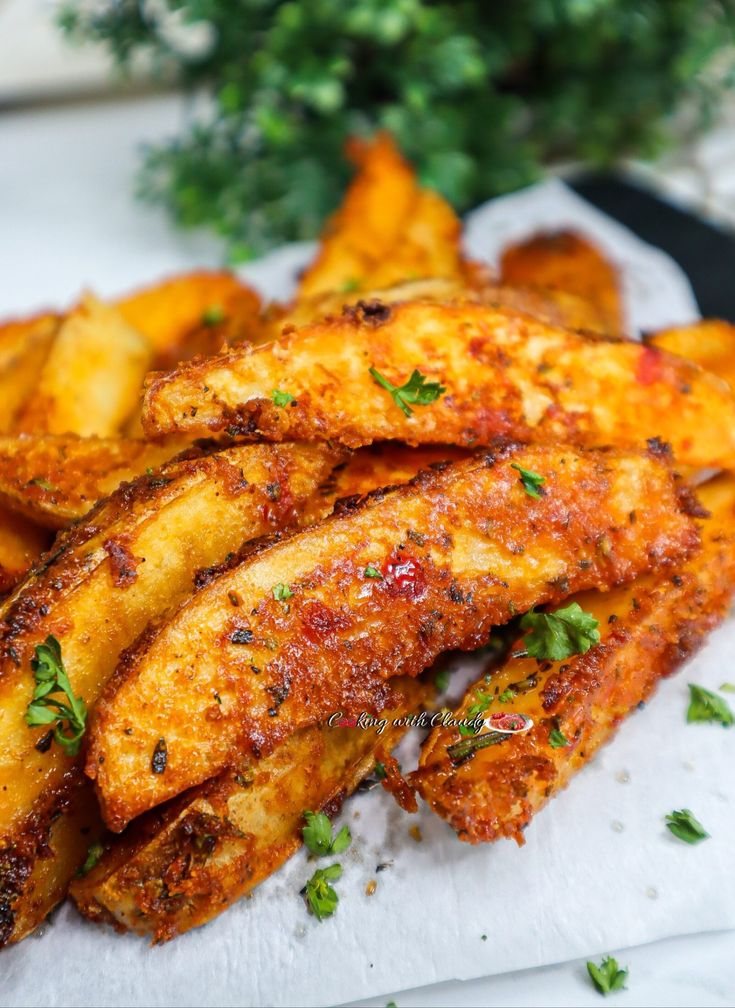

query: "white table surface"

left=0, top=93, right=734, bottom=1008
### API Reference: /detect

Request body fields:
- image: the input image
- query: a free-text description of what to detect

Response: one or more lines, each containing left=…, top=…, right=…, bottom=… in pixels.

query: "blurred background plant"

left=58, top=0, right=735, bottom=260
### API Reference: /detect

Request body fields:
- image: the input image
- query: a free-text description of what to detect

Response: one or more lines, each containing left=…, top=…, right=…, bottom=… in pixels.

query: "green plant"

left=59, top=1, right=735, bottom=259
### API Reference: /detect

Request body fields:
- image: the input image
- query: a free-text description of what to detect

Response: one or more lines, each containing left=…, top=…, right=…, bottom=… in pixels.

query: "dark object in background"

left=572, top=174, right=735, bottom=323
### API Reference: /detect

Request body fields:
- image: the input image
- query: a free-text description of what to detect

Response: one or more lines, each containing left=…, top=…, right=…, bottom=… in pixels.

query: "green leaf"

left=510, top=463, right=545, bottom=499
left=720, top=682, right=735, bottom=693
left=549, top=728, right=570, bottom=749
left=374, top=761, right=387, bottom=780
left=434, top=667, right=450, bottom=692
left=364, top=564, right=383, bottom=579
left=587, top=956, right=628, bottom=995
left=687, top=684, right=734, bottom=726
left=665, top=808, right=709, bottom=844
left=302, top=811, right=352, bottom=857
left=520, top=603, right=600, bottom=661
left=202, top=304, right=224, bottom=326
left=304, top=864, right=342, bottom=920
left=330, top=824, right=352, bottom=855
left=272, top=583, right=293, bottom=602
left=25, top=635, right=87, bottom=757
left=271, top=388, right=295, bottom=408
left=77, top=841, right=105, bottom=877
left=368, top=367, right=446, bottom=417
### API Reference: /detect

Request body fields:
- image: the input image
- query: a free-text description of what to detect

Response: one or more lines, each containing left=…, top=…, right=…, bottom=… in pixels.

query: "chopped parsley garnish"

left=304, top=863, right=342, bottom=920
left=77, top=841, right=104, bottom=877
left=520, top=602, right=600, bottom=661
left=302, top=811, right=351, bottom=857
left=368, top=367, right=446, bottom=417
left=25, top=636, right=87, bottom=757
left=435, top=668, right=450, bottom=692
left=364, top=564, right=383, bottom=579
left=497, top=688, right=514, bottom=703
left=29, top=477, right=55, bottom=491
left=587, top=955, right=628, bottom=995
left=549, top=727, right=570, bottom=748
left=272, top=583, right=293, bottom=601
left=271, top=388, right=295, bottom=407
left=374, top=761, right=387, bottom=780
left=340, top=278, right=361, bottom=292
left=665, top=808, right=709, bottom=844
left=510, top=463, right=545, bottom=499
left=686, top=684, right=733, bottom=727
left=202, top=304, right=225, bottom=325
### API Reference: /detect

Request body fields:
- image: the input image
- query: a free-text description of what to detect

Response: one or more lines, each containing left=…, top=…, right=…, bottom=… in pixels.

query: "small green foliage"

left=434, top=667, right=450, bottom=692
left=25, top=635, right=87, bottom=757
left=587, top=956, right=628, bottom=995
left=29, top=477, right=55, bottom=491
left=665, top=808, right=709, bottom=844
left=202, top=304, right=225, bottom=325
left=686, top=684, right=733, bottom=726
left=304, top=863, right=342, bottom=920
left=520, top=603, right=600, bottom=661
left=364, top=564, right=383, bottom=579
left=271, top=388, right=295, bottom=407
left=374, top=761, right=387, bottom=780
left=302, top=811, right=352, bottom=857
left=497, top=688, right=514, bottom=703
left=549, top=727, right=570, bottom=749
left=510, top=463, right=545, bottom=499
left=77, top=841, right=104, bottom=877
left=369, top=367, right=446, bottom=417
left=272, top=583, right=293, bottom=601
left=720, top=682, right=735, bottom=693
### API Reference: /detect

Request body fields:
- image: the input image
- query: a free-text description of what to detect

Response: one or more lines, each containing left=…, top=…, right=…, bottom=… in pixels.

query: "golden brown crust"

left=648, top=319, right=735, bottom=390
left=87, top=443, right=697, bottom=830
left=413, top=474, right=735, bottom=843
left=140, top=300, right=735, bottom=469
left=0, top=312, right=59, bottom=433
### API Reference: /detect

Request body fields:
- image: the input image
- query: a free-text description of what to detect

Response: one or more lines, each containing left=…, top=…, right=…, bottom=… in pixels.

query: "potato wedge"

left=141, top=300, right=735, bottom=469
left=648, top=319, right=735, bottom=390
left=88, top=443, right=697, bottom=830
left=0, top=441, right=339, bottom=945
left=72, top=676, right=429, bottom=942
left=0, top=435, right=183, bottom=529
left=15, top=294, right=153, bottom=437
left=500, top=230, right=623, bottom=335
left=0, top=313, right=59, bottom=433
left=116, top=271, right=263, bottom=364
left=0, top=507, right=51, bottom=595
left=413, top=473, right=735, bottom=843
left=297, top=133, right=463, bottom=299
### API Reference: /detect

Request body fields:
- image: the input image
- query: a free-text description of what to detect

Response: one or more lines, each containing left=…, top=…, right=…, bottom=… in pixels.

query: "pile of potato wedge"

left=2, top=132, right=735, bottom=947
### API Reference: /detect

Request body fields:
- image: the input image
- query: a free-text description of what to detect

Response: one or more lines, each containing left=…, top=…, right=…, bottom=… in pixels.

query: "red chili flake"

left=635, top=345, right=663, bottom=386
left=383, top=551, right=427, bottom=600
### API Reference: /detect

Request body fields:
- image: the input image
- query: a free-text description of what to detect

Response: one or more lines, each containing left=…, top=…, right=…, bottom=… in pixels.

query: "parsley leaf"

left=686, top=684, right=733, bottom=726
left=665, top=808, right=709, bottom=844
left=587, top=956, right=628, bottom=995
left=369, top=367, right=446, bottom=417
left=364, top=564, right=383, bottom=579
left=202, top=304, right=225, bottom=326
left=435, top=667, right=450, bottom=692
left=271, top=388, right=295, bottom=407
left=302, top=811, right=351, bottom=857
left=304, top=863, right=342, bottom=920
left=497, top=688, right=514, bottom=703
left=374, top=761, right=387, bottom=780
left=272, top=583, right=293, bottom=601
left=77, top=840, right=104, bottom=877
left=339, top=278, right=361, bottom=292
left=520, top=602, right=600, bottom=661
left=510, top=463, right=545, bottom=499
left=25, top=635, right=87, bottom=757
left=549, top=727, right=570, bottom=748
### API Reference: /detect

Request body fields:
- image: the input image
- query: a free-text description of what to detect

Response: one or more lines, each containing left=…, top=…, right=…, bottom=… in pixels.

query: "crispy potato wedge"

left=500, top=230, right=624, bottom=335
left=88, top=443, right=697, bottom=830
left=0, top=435, right=184, bottom=529
left=116, top=271, right=263, bottom=363
left=141, top=300, right=735, bottom=469
left=0, top=313, right=59, bottom=433
left=648, top=319, right=735, bottom=390
left=413, top=474, right=735, bottom=843
left=15, top=294, right=153, bottom=437
left=297, top=133, right=463, bottom=299
left=72, top=676, right=429, bottom=942
left=0, top=441, right=339, bottom=945
left=0, top=507, right=51, bottom=595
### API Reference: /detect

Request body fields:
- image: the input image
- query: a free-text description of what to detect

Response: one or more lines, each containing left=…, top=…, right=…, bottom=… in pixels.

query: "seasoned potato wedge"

left=72, top=676, right=429, bottom=942
left=648, top=319, right=735, bottom=390
left=88, top=443, right=697, bottom=830
left=0, top=507, right=51, bottom=595
left=413, top=474, right=735, bottom=844
left=116, top=271, right=263, bottom=364
left=297, top=133, right=463, bottom=299
left=141, top=300, right=735, bottom=469
left=500, top=230, right=624, bottom=335
left=15, top=295, right=152, bottom=437
left=0, top=313, right=59, bottom=433
left=0, top=435, right=183, bottom=529
left=0, top=442, right=338, bottom=945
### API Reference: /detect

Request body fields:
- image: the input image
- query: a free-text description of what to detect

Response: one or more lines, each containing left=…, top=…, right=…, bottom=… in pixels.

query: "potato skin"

left=0, top=441, right=338, bottom=945
left=0, top=312, right=59, bottom=433
left=413, top=474, right=735, bottom=843
left=141, top=300, right=735, bottom=469
left=71, top=676, right=428, bottom=942
left=88, top=443, right=697, bottom=831
left=648, top=319, right=735, bottom=391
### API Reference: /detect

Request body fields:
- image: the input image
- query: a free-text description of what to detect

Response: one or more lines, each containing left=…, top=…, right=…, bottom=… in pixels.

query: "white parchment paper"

left=3, top=181, right=732, bottom=1008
